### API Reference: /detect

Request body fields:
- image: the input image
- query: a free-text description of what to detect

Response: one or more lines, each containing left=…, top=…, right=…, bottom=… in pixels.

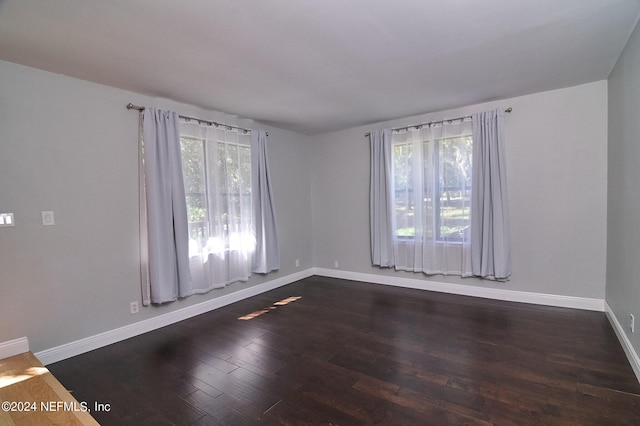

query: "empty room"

left=2, top=0, right=640, bottom=424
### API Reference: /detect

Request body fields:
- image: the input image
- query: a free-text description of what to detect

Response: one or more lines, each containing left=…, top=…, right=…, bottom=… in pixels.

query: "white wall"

left=607, top=20, right=640, bottom=359
left=0, top=60, right=314, bottom=353
left=310, top=81, right=608, bottom=300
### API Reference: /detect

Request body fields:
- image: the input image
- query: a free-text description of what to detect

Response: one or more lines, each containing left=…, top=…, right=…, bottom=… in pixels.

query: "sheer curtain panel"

left=471, top=109, right=511, bottom=280
left=141, top=108, right=192, bottom=304
left=251, top=130, right=280, bottom=273
left=391, top=119, right=473, bottom=276
left=180, top=121, right=254, bottom=292
left=369, top=129, right=395, bottom=267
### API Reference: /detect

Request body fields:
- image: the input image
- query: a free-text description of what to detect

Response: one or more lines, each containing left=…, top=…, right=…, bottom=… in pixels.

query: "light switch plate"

left=42, top=211, right=55, bottom=226
left=0, top=213, right=14, bottom=227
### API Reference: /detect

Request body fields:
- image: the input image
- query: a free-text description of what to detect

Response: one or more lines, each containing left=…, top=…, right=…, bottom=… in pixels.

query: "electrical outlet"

left=295, top=259, right=300, bottom=267
left=130, top=301, right=139, bottom=315
left=334, top=260, right=339, bottom=268
left=631, top=314, right=635, bottom=333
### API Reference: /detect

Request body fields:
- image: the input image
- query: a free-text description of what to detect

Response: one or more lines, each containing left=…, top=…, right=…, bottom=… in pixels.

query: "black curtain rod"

left=126, top=103, right=266, bottom=135
left=364, top=107, right=512, bottom=137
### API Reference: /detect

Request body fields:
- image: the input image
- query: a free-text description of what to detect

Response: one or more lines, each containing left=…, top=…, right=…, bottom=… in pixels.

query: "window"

left=140, top=108, right=279, bottom=303
left=370, top=109, right=509, bottom=279
left=391, top=124, right=472, bottom=243
left=179, top=127, right=253, bottom=258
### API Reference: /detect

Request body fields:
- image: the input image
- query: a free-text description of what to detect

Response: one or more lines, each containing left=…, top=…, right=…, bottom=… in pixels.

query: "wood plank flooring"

left=48, top=276, right=640, bottom=425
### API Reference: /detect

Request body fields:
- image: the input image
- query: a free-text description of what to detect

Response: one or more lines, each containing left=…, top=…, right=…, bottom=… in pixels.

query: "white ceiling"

left=0, top=0, right=639, bottom=135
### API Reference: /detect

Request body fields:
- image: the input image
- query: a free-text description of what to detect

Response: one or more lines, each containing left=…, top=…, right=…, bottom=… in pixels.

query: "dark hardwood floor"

left=48, top=276, right=640, bottom=425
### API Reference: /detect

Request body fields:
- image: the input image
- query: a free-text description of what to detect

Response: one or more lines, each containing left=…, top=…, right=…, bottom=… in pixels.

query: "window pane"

left=437, top=136, right=472, bottom=242
left=239, top=145, right=252, bottom=220
left=393, top=143, right=414, bottom=238
left=214, top=143, right=252, bottom=235
left=422, top=140, right=435, bottom=240
left=180, top=137, right=207, bottom=241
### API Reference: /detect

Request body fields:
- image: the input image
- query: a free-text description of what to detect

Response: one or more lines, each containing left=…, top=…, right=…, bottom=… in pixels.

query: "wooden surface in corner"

left=0, top=352, right=99, bottom=425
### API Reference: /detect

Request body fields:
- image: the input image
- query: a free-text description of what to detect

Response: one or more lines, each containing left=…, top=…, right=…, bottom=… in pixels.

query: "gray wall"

left=607, top=21, right=640, bottom=355
left=0, top=57, right=611, bottom=356
left=0, top=60, right=314, bottom=352
left=310, top=81, right=608, bottom=299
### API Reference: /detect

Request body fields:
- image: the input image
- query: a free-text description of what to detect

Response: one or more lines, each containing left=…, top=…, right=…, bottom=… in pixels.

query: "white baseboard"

left=0, top=337, right=29, bottom=359
left=605, top=302, right=640, bottom=382
left=33, top=266, right=606, bottom=366
left=35, top=269, right=314, bottom=365
left=312, top=268, right=605, bottom=311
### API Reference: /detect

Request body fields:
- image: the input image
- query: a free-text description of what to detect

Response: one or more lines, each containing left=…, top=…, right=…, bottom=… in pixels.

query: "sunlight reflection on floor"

left=0, top=366, right=48, bottom=389
left=238, top=296, right=302, bottom=320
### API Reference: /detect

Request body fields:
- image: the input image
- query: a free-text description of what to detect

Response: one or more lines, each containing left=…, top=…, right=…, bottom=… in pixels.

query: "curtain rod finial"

left=126, top=103, right=144, bottom=112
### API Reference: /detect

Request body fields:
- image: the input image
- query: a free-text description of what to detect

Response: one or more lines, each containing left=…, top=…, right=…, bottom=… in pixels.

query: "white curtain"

left=471, top=109, right=511, bottom=280
left=180, top=121, right=255, bottom=292
left=251, top=130, right=280, bottom=273
left=369, top=129, right=395, bottom=267
left=391, top=118, right=473, bottom=276
left=141, top=108, right=192, bottom=304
